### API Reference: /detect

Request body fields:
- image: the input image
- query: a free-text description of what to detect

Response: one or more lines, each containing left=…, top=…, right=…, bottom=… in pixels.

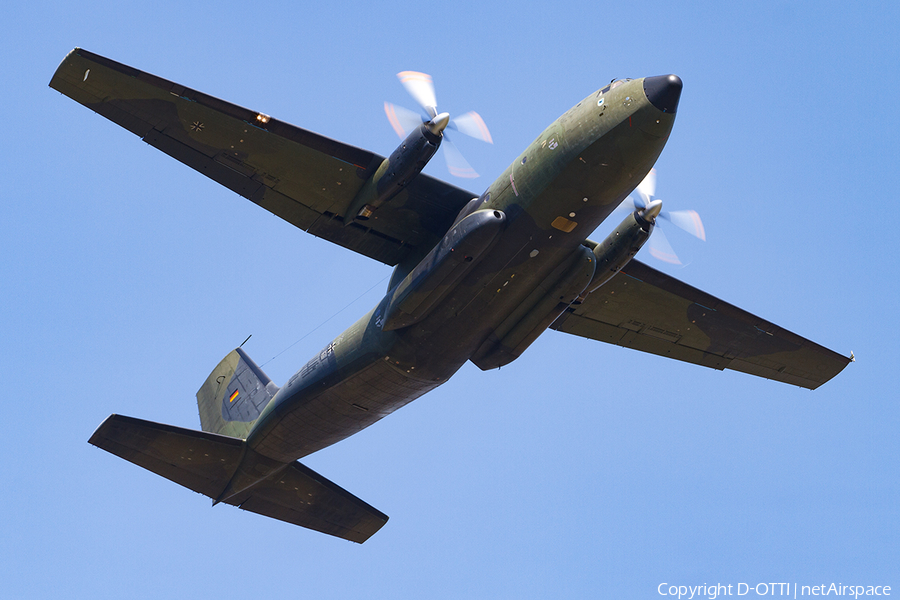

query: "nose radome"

left=643, top=75, right=682, bottom=114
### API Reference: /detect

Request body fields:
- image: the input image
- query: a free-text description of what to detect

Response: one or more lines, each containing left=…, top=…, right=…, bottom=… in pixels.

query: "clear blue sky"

left=4, top=1, right=897, bottom=597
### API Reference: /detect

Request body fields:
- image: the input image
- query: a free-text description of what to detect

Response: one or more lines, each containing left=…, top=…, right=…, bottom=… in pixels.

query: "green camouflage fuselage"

left=247, top=78, right=675, bottom=464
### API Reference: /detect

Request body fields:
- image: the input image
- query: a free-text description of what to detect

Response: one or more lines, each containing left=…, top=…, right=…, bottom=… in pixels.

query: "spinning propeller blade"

left=449, top=111, right=493, bottom=144
left=635, top=167, right=657, bottom=209
left=386, top=71, right=493, bottom=177
left=383, top=102, right=423, bottom=138
left=617, top=168, right=706, bottom=265
left=442, top=136, right=479, bottom=179
left=397, top=71, right=437, bottom=118
left=647, top=226, right=681, bottom=265
left=662, top=209, right=706, bottom=241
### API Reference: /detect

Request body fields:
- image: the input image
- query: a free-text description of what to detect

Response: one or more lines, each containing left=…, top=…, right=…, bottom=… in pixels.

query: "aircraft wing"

left=49, top=48, right=475, bottom=266
left=551, top=259, right=850, bottom=389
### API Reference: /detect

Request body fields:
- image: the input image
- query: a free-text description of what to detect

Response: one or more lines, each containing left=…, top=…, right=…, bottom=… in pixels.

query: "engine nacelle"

left=344, top=119, right=445, bottom=223
left=579, top=209, right=654, bottom=299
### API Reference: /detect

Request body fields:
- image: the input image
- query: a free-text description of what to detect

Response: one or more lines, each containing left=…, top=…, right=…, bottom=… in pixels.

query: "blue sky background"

left=4, top=1, right=898, bottom=597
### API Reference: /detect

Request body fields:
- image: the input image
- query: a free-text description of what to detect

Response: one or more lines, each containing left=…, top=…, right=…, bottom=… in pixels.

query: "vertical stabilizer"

left=196, top=348, right=278, bottom=439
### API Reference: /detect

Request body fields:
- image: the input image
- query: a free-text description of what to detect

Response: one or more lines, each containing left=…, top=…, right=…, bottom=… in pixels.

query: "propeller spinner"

left=385, top=71, right=492, bottom=178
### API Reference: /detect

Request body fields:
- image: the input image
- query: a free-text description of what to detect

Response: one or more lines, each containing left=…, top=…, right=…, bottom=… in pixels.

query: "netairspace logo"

left=657, top=583, right=892, bottom=599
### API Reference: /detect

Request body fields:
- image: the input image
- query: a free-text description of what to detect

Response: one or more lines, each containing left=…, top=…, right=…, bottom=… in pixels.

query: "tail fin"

left=196, top=348, right=278, bottom=439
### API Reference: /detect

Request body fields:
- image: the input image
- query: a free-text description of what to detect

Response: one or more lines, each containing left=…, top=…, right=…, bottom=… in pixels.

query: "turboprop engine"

left=344, top=113, right=450, bottom=222
left=344, top=71, right=492, bottom=223
left=579, top=199, right=662, bottom=299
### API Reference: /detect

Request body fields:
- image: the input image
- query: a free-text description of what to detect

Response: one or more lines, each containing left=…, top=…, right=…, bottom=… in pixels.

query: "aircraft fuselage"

left=246, top=76, right=680, bottom=465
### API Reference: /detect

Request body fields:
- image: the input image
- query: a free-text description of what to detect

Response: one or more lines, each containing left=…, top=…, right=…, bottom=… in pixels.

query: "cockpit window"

left=599, top=78, right=631, bottom=95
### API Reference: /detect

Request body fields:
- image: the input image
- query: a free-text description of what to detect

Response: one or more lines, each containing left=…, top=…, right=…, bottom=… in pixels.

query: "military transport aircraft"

left=50, top=48, right=850, bottom=544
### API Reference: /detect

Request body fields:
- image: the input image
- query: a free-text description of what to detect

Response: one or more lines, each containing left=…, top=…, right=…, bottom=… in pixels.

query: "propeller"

left=384, top=71, right=492, bottom=178
left=619, top=168, right=706, bottom=265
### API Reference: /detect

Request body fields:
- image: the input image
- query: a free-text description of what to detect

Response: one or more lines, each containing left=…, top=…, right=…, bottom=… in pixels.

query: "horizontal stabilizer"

left=89, top=414, right=244, bottom=498
left=224, top=461, right=389, bottom=544
left=89, top=414, right=388, bottom=542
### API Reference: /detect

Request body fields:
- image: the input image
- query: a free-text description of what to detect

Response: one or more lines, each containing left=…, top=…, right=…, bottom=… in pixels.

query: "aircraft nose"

left=643, top=75, right=682, bottom=114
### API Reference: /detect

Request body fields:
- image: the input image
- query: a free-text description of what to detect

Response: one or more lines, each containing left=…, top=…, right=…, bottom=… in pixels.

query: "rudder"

left=196, top=348, right=278, bottom=439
